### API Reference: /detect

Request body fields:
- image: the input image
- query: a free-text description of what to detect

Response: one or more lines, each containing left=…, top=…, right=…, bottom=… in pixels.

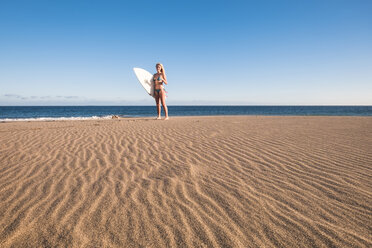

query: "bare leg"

left=160, top=90, right=168, bottom=120
left=155, top=93, right=161, bottom=119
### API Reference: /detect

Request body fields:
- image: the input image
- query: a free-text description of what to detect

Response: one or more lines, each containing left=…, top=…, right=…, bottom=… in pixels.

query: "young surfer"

left=154, top=63, right=169, bottom=120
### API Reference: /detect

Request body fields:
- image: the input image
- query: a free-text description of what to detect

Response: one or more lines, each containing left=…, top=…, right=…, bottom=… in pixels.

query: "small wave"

left=0, top=115, right=114, bottom=122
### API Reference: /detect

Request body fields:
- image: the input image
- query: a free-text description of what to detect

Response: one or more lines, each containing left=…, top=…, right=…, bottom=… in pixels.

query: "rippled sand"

left=0, top=116, right=371, bottom=247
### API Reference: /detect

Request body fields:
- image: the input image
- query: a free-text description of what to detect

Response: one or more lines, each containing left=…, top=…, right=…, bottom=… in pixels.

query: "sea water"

left=0, top=106, right=371, bottom=121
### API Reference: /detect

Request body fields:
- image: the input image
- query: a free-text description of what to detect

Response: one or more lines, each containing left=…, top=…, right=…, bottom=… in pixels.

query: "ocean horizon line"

left=1, top=104, right=372, bottom=107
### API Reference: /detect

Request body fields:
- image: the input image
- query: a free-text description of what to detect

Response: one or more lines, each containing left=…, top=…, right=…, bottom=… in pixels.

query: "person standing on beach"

left=154, top=63, right=169, bottom=120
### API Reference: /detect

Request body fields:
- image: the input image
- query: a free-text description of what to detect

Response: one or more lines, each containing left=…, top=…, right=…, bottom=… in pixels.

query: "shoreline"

left=1, top=106, right=371, bottom=122
left=1, top=114, right=371, bottom=123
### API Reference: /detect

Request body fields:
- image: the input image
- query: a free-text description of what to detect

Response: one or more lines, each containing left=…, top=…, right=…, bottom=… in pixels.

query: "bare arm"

left=153, top=74, right=159, bottom=84
left=162, top=73, right=168, bottom=85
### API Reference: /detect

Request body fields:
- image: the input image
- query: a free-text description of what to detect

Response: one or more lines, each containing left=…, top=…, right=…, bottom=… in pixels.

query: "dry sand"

left=0, top=116, right=371, bottom=247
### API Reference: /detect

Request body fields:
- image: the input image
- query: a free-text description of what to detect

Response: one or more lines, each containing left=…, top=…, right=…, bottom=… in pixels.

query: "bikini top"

left=156, top=76, right=163, bottom=83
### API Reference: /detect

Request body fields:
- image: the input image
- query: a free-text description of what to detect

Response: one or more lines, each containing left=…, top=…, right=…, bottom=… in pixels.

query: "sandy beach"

left=0, top=116, right=371, bottom=247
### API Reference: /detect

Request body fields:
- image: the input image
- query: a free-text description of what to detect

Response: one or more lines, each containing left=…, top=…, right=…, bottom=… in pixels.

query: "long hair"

left=156, top=63, right=167, bottom=81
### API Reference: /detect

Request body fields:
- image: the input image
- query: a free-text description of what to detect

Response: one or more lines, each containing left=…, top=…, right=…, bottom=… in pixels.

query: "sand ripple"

left=0, top=116, right=371, bottom=247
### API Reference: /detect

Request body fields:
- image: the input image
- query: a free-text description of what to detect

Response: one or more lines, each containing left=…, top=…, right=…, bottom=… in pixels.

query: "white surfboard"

left=133, top=68, right=155, bottom=98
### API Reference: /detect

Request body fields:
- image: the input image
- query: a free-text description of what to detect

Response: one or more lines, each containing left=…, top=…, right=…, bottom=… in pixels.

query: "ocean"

left=0, top=106, right=371, bottom=121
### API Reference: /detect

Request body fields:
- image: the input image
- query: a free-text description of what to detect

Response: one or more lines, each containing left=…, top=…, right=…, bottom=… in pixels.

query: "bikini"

left=155, top=76, right=163, bottom=93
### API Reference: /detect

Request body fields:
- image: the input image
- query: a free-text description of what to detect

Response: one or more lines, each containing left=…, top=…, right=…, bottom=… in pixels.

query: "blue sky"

left=1, top=0, right=371, bottom=105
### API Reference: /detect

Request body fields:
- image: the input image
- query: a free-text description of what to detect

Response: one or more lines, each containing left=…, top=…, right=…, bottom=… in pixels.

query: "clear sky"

left=1, top=0, right=371, bottom=105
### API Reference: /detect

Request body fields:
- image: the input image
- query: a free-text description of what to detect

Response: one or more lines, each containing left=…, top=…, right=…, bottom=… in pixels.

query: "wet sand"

left=0, top=116, right=371, bottom=247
